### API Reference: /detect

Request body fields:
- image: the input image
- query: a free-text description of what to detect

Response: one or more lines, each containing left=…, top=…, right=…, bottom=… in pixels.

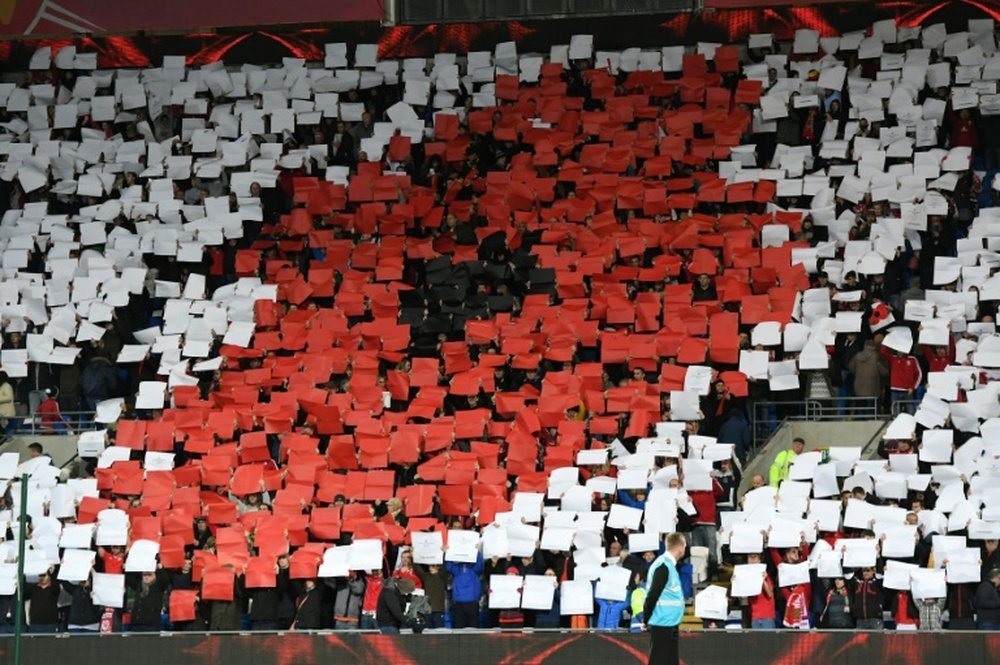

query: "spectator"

left=629, top=570, right=647, bottom=632
left=359, top=570, right=384, bottom=630
left=917, top=596, right=946, bottom=631
left=330, top=572, right=366, bottom=630
left=851, top=567, right=883, bottom=630
left=376, top=578, right=414, bottom=634
left=0, top=372, right=17, bottom=434
left=974, top=569, right=1000, bottom=630
left=716, top=408, right=752, bottom=464
left=26, top=567, right=61, bottom=633
left=248, top=557, right=289, bottom=630
left=773, top=543, right=811, bottom=629
left=945, top=580, right=977, bottom=630
left=80, top=355, right=118, bottom=412
left=819, top=578, right=854, bottom=629
left=446, top=551, right=484, bottom=629
left=890, top=589, right=919, bottom=631
left=886, top=350, right=922, bottom=414
left=687, top=475, right=724, bottom=580
left=36, top=388, right=70, bottom=433
left=291, top=578, right=324, bottom=630
left=128, top=569, right=169, bottom=632
left=847, top=340, right=888, bottom=409
left=413, top=563, right=449, bottom=629
left=62, top=577, right=102, bottom=632
left=745, top=553, right=776, bottom=629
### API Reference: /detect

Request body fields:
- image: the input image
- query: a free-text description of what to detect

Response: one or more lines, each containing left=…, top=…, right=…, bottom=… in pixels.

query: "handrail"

left=10, top=411, right=99, bottom=436
left=750, top=397, right=884, bottom=448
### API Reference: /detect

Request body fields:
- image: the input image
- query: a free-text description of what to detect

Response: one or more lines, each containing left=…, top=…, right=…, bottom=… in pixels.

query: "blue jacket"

left=616, top=488, right=647, bottom=510
left=717, top=414, right=752, bottom=462
left=446, top=552, right=483, bottom=603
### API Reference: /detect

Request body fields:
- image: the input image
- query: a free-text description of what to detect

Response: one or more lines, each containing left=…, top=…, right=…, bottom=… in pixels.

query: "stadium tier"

left=0, top=10, right=998, bottom=660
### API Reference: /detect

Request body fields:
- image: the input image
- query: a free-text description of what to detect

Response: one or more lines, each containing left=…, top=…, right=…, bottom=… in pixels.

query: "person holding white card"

left=745, top=553, right=777, bottom=629
left=851, top=567, right=884, bottom=630
left=26, top=566, right=61, bottom=633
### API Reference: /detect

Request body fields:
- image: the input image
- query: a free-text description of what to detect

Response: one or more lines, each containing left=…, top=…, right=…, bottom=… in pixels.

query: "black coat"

left=376, top=586, right=406, bottom=629
left=974, top=581, right=1000, bottom=624
left=26, top=582, right=60, bottom=625
left=62, top=581, right=102, bottom=626
left=129, top=570, right=170, bottom=628
left=249, top=569, right=289, bottom=622
left=293, top=585, right=324, bottom=630
left=850, top=578, right=883, bottom=622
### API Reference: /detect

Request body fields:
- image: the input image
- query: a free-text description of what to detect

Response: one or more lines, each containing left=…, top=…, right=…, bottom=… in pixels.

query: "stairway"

left=681, top=563, right=735, bottom=631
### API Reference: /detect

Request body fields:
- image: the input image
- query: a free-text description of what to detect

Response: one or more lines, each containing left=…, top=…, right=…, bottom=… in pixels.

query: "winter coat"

left=376, top=585, right=407, bottom=629
left=848, top=347, right=889, bottom=398
left=330, top=575, right=365, bottom=624
left=414, top=564, right=450, bottom=612
left=446, top=552, right=484, bottom=603
left=974, top=581, right=1000, bottom=624
left=0, top=381, right=15, bottom=418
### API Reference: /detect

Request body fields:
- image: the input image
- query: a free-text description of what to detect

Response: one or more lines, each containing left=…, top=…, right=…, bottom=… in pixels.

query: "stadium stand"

left=0, top=13, right=999, bottom=645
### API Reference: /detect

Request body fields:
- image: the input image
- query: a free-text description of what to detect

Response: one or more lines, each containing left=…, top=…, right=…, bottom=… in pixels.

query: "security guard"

left=769, top=437, right=805, bottom=487
left=643, top=533, right=687, bottom=665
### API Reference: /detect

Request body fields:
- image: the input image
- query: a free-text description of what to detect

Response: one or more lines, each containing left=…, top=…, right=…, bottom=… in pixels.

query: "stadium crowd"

left=0, top=17, right=999, bottom=635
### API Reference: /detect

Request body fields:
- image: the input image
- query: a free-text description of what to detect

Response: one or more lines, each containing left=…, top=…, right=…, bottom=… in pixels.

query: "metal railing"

left=750, top=397, right=881, bottom=448
left=8, top=412, right=99, bottom=436
left=889, top=400, right=922, bottom=416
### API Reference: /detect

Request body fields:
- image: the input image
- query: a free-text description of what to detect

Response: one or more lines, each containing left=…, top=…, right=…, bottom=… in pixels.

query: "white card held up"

left=521, top=575, right=556, bottom=610
left=694, top=585, right=729, bottom=620
left=488, top=574, right=523, bottom=609
left=58, top=549, right=96, bottom=582
left=124, top=539, right=160, bottom=572
left=317, top=546, right=351, bottom=578
left=778, top=562, right=810, bottom=587
left=729, top=523, right=764, bottom=554
left=560, top=579, right=594, bottom=615
left=628, top=532, right=659, bottom=553
left=595, top=565, right=632, bottom=602
left=348, top=539, right=383, bottom=571
left=411, top=531, right=444, bottom=565
left=911, top=568, right=947, bottom=600
left=135, top=381, right=167, bottom=410
left=730, top=564, right=767, bottom=597
left=92, top=572, right=125, bottom=608
left=607, top=503, right=643, bottom=530
left=445, top=530, right=480, bottom=564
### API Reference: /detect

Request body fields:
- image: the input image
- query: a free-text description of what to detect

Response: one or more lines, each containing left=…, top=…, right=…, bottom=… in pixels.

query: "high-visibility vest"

left=646, top=554, right=684, bottom=627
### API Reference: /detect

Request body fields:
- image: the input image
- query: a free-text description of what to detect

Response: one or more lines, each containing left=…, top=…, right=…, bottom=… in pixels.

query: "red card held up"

left=201, top=566, right=236, bottom=601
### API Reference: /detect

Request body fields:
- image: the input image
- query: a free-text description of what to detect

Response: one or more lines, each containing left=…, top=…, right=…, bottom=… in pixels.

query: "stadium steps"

left=738, top=419, right=887, bottom=495
left=0, top=433, right=80, bottom=470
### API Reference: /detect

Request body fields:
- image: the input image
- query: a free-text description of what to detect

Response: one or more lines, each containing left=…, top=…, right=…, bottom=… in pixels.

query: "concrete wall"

left=739, top=419, right=887, bottom=495
left=0, top=434, right=79, bottom=469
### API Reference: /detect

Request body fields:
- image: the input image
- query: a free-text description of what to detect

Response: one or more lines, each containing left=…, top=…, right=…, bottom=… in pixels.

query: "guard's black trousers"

left=648, top=625, right=679, bottom=665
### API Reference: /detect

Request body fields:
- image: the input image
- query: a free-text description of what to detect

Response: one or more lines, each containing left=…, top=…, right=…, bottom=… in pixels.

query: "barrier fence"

left=1, top=630, right=996, bottom=665
left=750, top=397, right=881, bottom=448
left=9, top=412, right=100, bottom=436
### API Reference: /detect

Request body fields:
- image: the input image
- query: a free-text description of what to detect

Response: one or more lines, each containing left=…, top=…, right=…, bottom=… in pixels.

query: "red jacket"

left=749, top=573, right=777, bottom=620
left=888, top=354, right=922, bottom=391
left=922, top=337, right=955, bottom=373
left=688, top=479, right=725, bottom=526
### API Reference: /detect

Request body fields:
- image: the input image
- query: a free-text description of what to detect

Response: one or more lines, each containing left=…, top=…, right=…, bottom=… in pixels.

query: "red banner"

left=0, top=0, right=384, bottom=39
